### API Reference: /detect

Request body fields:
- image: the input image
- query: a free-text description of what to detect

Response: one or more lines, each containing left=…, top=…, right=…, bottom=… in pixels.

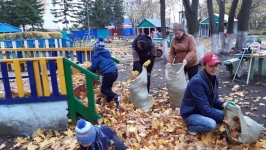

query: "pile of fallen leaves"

left=1, top=47, right=266, bottom=149
left=1, top=79, right=266, bottom=150
left=224, top=116, right=241, bottom=142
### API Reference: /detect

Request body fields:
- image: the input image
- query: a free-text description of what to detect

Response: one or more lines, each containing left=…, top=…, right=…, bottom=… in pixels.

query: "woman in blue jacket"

left=76, top=119, right=126, bottom=150
left=88, top=37, right=121, bottom=106
left=180, top=53, right=233, bottom=135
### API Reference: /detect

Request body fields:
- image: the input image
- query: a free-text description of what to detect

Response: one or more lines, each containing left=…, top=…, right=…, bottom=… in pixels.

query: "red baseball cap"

left=202, top=53, right=221, bottom=66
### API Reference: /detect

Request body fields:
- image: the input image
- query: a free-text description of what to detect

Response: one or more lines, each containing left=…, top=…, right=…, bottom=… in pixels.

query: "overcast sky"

left=42, top=0, right=205, bottom=30
left=42, top=0, right=59, bottom=29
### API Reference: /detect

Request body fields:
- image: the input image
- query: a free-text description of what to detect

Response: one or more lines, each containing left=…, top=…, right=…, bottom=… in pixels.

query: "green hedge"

left=0, top=31, right=62, bottom=40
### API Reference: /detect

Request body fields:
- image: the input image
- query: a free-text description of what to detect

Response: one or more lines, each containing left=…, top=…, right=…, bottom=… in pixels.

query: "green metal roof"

left=200, top=13, right=238, bottom=25
left=137, top=19, right=168, bottom=28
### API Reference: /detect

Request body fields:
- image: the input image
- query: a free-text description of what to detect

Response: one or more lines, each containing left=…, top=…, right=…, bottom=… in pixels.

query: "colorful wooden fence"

left=0, top=47, right=94, bottom=71
left=0, top=38, right=74, bottom=60
left=0, top=57, right=66, bottom=104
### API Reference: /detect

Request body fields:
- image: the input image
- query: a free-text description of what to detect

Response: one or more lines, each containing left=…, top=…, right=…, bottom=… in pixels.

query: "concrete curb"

left=0, top=101, right=69, bottom=136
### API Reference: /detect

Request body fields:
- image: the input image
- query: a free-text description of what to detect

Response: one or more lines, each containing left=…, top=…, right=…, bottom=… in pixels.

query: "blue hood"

left=88, top=48, right=118, bottom=75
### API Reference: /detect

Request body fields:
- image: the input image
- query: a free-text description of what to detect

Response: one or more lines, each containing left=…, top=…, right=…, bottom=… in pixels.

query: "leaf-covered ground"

left=1, top=39, right=266, bottom=149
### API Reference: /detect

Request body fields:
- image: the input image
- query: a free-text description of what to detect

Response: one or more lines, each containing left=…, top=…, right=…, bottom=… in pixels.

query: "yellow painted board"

left=13, top=60, right=24, bottom=98
left=33, top=61, right=43, bottom=96
left=0, top=57, right=64, bottom=63
left=39, top=59, right=50, bottom=96
left=56, top=58, right=66, bottom=95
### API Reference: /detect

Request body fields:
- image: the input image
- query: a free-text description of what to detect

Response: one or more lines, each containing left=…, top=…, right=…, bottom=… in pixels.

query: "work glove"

left=143, top=60, right=151, bottom=68
left=183, top=59, right=187, bottom=65
left=165, top=63, right=171, bottom=68
left=222, top=101, right=236, bottom=107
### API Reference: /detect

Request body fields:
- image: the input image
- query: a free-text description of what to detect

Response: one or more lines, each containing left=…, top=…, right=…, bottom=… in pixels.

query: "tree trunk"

left=221, top=0, right=238, bottom=54
left=234, top=0, right=252, bottom=53
left=22, top=25, right=25, bottom=32
left=31, top=25, right=35, bottom=31
left=160, top=0, right=168, bottom=60
left=183, top=0, right=199, bottom=45
left=235, top=31, right=248, bottom=51
left=217, top=0, right=225, bottom=53
left=207, top=0, right=219, bottom=54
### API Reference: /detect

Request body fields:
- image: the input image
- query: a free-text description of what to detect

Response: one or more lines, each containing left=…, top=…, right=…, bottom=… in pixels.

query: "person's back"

left=88, top=37, right=121, bottom=107
left=91, top=48, right=117, bottom=75
left=90, top=37, right=117, bottom=75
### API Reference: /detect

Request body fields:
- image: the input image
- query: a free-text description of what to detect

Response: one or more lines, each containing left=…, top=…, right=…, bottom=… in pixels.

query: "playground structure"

left=152, top=33, right=174, bottom=57
left=0, top=38, right=117, bottom=135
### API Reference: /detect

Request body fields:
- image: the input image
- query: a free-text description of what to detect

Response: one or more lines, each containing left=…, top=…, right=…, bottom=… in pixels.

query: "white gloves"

left=165, top=63, right=171, bottom=68
left=183, top=59, right=187, bottom=65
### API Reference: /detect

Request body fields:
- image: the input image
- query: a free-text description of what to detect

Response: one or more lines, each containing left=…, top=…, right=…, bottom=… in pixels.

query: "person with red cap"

left=180, top=53, right=234, bottom=135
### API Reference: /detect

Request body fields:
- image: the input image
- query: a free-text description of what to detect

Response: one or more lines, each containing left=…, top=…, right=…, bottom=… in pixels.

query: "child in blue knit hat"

left=88, top=36, right=122, bottom=107
left=75, top=119, right=126, bottom=150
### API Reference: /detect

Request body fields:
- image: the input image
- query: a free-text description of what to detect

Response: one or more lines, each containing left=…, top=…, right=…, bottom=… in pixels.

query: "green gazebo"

left=137, top=18, right=169, bottom=36
left=200, top=13, right=238, bottom=37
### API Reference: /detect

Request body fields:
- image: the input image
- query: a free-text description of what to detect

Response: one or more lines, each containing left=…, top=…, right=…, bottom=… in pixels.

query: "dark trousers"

left=112, top=134, right=127, bottom=150
left=101, top=71, right=118, bottom=102
left=184, top=65, right=199, bottom=80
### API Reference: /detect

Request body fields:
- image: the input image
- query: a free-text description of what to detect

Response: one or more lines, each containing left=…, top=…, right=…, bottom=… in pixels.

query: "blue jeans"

left=184, top=109, right=223, bottom=133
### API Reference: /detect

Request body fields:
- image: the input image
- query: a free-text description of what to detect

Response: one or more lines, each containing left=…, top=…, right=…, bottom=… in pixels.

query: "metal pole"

left=87, top=2, right=90, bottom=39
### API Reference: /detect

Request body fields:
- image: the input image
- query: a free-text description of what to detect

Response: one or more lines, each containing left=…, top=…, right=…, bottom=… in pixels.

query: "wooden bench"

left=222, top=58, right=241, bottom=77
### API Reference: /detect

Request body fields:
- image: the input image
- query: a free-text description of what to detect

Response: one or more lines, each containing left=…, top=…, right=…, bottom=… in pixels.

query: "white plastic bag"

left=129, top=66, right=153, bottom=110
left=224, top=103, right=266, bottom=144
left=165, top=63, right=187, bottom=108
left=197, top=44, right=207, bottom=64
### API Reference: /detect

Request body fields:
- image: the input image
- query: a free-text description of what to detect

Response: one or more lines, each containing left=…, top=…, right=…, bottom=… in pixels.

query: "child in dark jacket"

left=76, top=119, right=126, bottom=150
left=88, top=37, right=121, bottom=106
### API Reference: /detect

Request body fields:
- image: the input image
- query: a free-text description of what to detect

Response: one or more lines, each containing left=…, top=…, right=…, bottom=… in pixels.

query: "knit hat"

left=94, top=36, right=105, bottom=50
left=75, top=119, right=96, bottom=145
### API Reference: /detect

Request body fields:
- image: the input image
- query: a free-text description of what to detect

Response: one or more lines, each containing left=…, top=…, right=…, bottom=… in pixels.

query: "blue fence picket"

left=26, top=61, right=37, bottom=97
left=1, top=62, right=12, bottom=99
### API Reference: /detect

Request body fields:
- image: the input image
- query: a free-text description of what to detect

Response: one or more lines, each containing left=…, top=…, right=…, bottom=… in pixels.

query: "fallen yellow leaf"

left=36, top=128, right=45, bottom=137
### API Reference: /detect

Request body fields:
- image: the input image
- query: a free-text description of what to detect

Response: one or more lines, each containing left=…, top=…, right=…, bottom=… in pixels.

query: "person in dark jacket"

left=180, top=53, right=233, bottom=135
left=132, top=33, right=157, bottom=92
left=76, top=119, right=126, bottom=150
left=88, top=37, right=121, bottom=107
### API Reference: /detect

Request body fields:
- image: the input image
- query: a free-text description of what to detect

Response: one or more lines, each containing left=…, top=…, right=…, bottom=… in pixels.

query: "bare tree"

left=160, top=0, right=168, bottom=60
left=124, top=0, right=160, bottom=27
left=206, top=0, right=219, bottom=53
left=217, top=0, right=225, bottom=53
left=183, top=0, right=199, bottom=45
left=220, top=0, right=238, bottom=54
left=248, top=0, right=266, bottom=31
left=165, top=0, right=181, bottom=25
left=234, top=0, right=252, bottom=53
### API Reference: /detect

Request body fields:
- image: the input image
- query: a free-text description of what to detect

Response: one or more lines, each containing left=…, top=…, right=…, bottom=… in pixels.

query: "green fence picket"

left=63, top=57, right=119, bottom=125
